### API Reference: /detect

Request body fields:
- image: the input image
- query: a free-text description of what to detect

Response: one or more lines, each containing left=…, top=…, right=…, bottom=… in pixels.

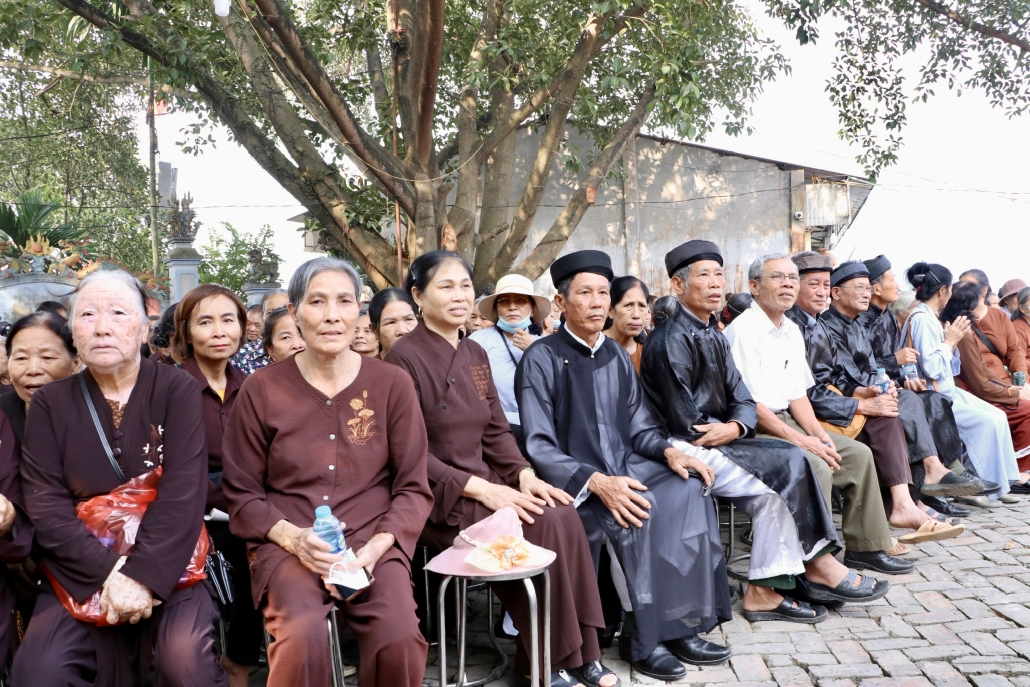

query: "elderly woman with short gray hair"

left=222, top=257, right=433, bottom=687
left=12, top=269, right=225, bottom=686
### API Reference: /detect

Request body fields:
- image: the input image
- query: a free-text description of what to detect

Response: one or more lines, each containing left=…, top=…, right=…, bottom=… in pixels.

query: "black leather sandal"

left=803, top=570, right=889, bottom=604
left=742, top=596, right=827, bottom=624
left=571, top=661, right=621, bottom=687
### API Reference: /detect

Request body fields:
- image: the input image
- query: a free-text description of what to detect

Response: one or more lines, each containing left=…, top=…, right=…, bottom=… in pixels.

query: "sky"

left=136, top=7, right=1030, bottom=293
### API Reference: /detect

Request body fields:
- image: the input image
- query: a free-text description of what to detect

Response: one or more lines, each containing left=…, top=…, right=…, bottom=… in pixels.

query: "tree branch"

left=476, top=2, right=649, bottom=163
left=0, top=61, right=192, bottom=98
left=251, top=0, right=415, bottom=213
left=911, top=0, right=1030, bottom=52
left=485, top=11, right=612, bottom=282
left=414, top=0, right=446, bottom=166
left=514, top=87, right=655, bottom=280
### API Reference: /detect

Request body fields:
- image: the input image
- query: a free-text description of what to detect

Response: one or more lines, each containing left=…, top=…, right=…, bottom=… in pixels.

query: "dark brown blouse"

left=180, top=356, right=246, bottom=512
left=385, top=323, right=529, bottom=531
left=976, top=306, right=1027, bottom=378
left=21, top=356, right=208, bottom=602
left=0, top=411, right=32, bottom=565
left=221, top=355, right=432, bottom=604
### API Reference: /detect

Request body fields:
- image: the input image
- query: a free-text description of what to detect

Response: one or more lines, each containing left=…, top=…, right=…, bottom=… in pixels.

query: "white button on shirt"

left=723, top=302, right=814, bottom=412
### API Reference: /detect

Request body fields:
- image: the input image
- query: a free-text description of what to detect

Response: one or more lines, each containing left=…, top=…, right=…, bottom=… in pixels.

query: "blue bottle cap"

left=315, top=505, right=332, bottom=518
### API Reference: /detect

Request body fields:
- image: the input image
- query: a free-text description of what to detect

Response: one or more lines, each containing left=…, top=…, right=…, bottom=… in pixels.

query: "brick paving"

left=248, top=496, right=1030, bottom=685
left=468, top=496, right=1030, bottom=687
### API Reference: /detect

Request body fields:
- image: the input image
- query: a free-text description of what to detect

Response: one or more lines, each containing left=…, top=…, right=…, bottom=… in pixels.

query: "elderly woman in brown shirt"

left=12, top=270, right=225, bottom=687
left=222, top=257, right=433, bottom=687
left=386, top=251, right=616, bottom=687
left=945, top=282, right=1030, bottom=479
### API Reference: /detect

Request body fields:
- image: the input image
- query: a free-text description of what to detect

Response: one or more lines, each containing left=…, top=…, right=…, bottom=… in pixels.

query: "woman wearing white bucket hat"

left=469, top=274, right=552, bottom=445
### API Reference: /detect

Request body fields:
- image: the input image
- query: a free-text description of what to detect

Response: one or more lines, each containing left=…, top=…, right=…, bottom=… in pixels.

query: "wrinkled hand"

left=467, top=476, right=545, bottom=524
left=904, top=378, right=928, bottom=392
left=321, top=533, right=392, bottom=601
left=0, top=494, right=16, bottom=539
left=289, top=527, right=344, bottom=577
left=1019, top=385, right=1030, bottom=401
left=895, top=348, right=920, bottom=365
left=664, top=447, right=714, bottom=485
left=512, top=329, right=536, bottom=351
left=853, top=386, right=877, bottom=399
left=796, top=434, right=841, bottom=471
left=858, top=394, right=899, bottom=417
left=99, top=558, right=159, bottom=625
left=944, top=316, right=971, bottom=346
left=691, top=422, right=740, bottom=448
left=518, top=469, right=572, bottom=508
left=589, top=474, right=650, bottom=529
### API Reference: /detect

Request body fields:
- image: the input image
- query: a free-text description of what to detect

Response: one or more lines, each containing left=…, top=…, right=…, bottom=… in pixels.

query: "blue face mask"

left=496, top=315, right=532, bottom=333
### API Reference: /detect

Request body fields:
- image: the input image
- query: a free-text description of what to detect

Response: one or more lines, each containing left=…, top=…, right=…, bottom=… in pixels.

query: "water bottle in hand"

left=873, top=368, right=892, bottom=395
left=313, top=505, right=345, bottom=555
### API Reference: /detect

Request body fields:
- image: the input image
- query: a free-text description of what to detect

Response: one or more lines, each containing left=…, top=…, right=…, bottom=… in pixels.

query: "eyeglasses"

left=762, top=272, right=800, bottom=285
left=843, top=284, right=873, bottom=295
left=497, top=296, right=532, bottom=307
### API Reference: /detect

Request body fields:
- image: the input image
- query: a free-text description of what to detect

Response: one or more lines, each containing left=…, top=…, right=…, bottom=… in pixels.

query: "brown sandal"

left=898, top=520, right=964, bottom=544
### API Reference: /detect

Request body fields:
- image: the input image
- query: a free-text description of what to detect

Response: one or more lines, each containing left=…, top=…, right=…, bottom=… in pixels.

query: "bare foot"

left=742, top=583, right=786, bottom=612
left=889, top=502, right=932, bottom=530
left=221, top=653, right=250, bottom=687
left=1019, top=471, right=1030, bottom=485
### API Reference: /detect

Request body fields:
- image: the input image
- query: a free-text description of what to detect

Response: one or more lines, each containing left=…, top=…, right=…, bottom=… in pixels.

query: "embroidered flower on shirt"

left=142, top=424, right=164, bottom=467
left=347, top=391, right=376, bottom=445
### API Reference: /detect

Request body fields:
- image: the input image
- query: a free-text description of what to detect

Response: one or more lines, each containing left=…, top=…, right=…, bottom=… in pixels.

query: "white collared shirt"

left=566, top=329, right=606, bottom=354
left=723, top=302, right=815, bottom=413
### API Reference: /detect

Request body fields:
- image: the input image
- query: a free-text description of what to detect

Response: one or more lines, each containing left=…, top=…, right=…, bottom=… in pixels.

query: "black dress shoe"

left=843, top=550, right=915, bottom=575
left=921, top=495, right=971, bottom=517
left=625, top=644, right=686, bottom=681
left=980, top=480, right=1001, bottom=495
left=665, top=635, right=732, bottom=666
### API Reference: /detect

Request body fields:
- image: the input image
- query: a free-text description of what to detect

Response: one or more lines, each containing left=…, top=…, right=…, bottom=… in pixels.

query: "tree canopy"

left=0, top=67, right=159, bottom=273
left=198, top=221, right=274, bottom=298
left=1, top=0, right=1026, bottom=287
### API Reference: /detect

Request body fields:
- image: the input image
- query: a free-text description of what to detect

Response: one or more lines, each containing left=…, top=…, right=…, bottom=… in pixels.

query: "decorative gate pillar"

left=162, top=193, right=202, bottom=302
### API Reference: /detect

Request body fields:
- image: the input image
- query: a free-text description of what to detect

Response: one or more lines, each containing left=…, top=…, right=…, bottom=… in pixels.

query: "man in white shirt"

left=725, top=253, right=912, bottom=577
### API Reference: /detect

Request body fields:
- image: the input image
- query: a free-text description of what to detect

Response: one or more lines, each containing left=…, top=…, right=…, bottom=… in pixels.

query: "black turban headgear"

left=549, top=250, right=614, bottom=286
left=665, top=240, right=723, bottom=277
left=863, top=255, right=891, bottom=283
left=830, top=261, right=870, bottom=288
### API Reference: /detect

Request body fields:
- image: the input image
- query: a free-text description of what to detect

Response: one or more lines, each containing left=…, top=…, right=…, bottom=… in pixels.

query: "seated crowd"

left=0, top=244, right=1025, bottom=687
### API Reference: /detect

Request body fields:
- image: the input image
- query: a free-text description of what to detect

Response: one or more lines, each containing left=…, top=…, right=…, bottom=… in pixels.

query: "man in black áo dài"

left=641, top=242, right=886, bottom=623
left=517, top=250, right=732, bottom=682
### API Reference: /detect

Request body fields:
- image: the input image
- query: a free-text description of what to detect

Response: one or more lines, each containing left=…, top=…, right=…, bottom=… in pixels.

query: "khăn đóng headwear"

left=549, top=250, right=614, bottom=286
left=665, top=240, right=723, bottom=277
left=863, top=255, right=891, bottom=283
left=830, top=261, right=870, bottom=289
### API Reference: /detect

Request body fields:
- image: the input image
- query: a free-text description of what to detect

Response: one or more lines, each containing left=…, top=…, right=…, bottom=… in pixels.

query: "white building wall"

left=504, top=129, right=794, bottom=296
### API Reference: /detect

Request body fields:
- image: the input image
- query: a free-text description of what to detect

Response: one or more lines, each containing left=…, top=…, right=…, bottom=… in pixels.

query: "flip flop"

left=801, top=569, right=890, bottom=604
left=886, top=538, right=912, bottom=556
left=897, top=520, right=965, bottom=544
left=920, top=471, right=983, bottom=498
left=742, top=596, right=827, bottom=624
left=921, top=508, right=961, bottom=526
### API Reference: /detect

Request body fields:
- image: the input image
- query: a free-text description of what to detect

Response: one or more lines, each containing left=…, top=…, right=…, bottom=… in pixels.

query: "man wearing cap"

left=641, top=242, right=887, bottom=618
left=862, top=255, right=978, bottom=517
left=821, top=262, right=976, bottom=532
left=517, top=249, right=733, bottom=680
left=999, top=279, right=1029, bottom=316
left=470, top=274, right=551, bottom=447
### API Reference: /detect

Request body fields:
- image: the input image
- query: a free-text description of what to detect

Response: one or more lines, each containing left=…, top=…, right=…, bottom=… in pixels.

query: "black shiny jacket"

left=784, top=305, right=859, bottom=427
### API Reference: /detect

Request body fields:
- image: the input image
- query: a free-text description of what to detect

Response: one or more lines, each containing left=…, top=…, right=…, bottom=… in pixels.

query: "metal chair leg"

left=329, top=607, right=346, bottom=687
left=523, top=576, right=540, bottom=687
left=438, top=576, right=452, bottom=687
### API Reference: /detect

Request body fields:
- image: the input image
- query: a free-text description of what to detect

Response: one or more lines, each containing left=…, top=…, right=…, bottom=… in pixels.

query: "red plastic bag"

left=43, top=466, right=209, bottom=626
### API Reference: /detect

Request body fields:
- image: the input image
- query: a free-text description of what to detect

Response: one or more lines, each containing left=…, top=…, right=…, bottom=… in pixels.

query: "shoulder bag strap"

left=971, top=324, right=1002, bottom=359
left=497, top=327, right=520, bottom=367
left=78, top=373, right=127, bottom=483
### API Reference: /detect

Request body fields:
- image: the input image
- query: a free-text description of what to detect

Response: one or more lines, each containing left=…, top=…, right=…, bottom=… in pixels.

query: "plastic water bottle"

left=873, top=368, right=892, bottom=395
left=313, top=505, right=345, bottom=555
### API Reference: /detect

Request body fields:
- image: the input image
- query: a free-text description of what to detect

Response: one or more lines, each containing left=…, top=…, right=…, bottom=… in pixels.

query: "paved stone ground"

left=251, top=496, right=1030, bottom=686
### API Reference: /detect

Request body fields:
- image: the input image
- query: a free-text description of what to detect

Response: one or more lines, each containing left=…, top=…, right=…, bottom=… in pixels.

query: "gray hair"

left=748, top=252, right=793, bottom=281
left=890, top=290, right=916, bottom=316
left=672, top=264, right=692, bottom=283
left=260, top=288, right=287, bottom=313
left=69, top=268, right=149, bottom=329
left=288, top=257, right=363, bottom=308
